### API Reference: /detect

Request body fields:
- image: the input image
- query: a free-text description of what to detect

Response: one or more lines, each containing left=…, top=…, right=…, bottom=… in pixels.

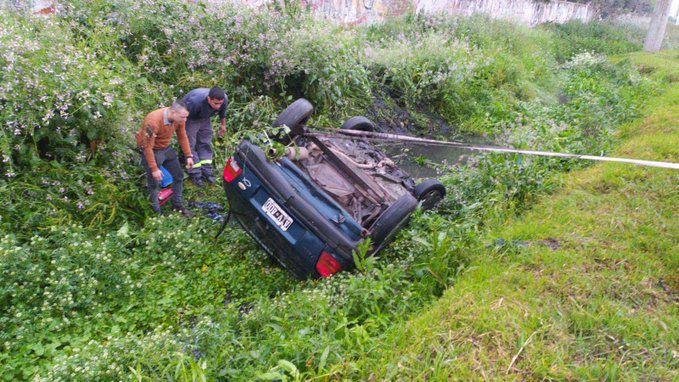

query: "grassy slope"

left=353, top=52, right=679, bottom=380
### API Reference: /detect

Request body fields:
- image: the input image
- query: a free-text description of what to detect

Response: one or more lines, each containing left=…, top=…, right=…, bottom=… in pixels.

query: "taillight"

left=316, top=251, right=342, bottom=278
left=223, top=157, right=243, bottom=183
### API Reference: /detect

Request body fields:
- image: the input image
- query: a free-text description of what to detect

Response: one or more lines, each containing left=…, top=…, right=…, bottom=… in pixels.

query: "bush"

left=63, top=0, right=372, bottom=120
left=544, top=21, right=644, bottom=63
left=0, top=3, right=660, bottom=380
left=0, top=159, right=147, bottom=236
left=364, top=14, right=557, bottom=134
left=365, top=31, right=476, bottom=112
left=495, top=52, right=652, bottom=156
left=266, top=18, right=373, bottom=119
left=0, top=12, right=148, bottom=174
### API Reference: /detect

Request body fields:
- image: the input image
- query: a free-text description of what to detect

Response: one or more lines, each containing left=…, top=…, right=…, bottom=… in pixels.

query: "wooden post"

left=643, top=0, right=672, bottom=52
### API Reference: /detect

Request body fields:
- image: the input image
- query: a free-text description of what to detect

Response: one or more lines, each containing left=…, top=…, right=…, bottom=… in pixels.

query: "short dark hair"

left=208, top=86, right=226, bottom=100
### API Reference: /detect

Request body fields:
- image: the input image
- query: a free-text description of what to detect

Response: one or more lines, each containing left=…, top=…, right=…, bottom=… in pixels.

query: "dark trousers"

left=140, top=147, right=184, bottom=212
left=185, top=118, right=214, bottom=178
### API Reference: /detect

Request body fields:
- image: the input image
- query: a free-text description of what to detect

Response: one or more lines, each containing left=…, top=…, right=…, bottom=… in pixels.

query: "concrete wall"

left=218, top=0, right=595, bottom=25
left=615, top=12, right=652, bottom=27
left=301, top=0, right=413, bottom=25
left=21, top=0, right=597, bottom=25
left=415, top=0, right=594, bottom=26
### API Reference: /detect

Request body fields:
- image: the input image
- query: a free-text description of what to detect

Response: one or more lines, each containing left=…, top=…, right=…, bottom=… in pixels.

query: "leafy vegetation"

left=349, top=52, right=679, bottom=380
left=0, top=1, right=673, bottom=379
left=545, top=20, right=645, bottom=63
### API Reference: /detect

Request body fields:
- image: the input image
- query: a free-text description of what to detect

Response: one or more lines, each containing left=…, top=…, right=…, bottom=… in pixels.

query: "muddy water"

left=375, top=140, right=477, bottom=180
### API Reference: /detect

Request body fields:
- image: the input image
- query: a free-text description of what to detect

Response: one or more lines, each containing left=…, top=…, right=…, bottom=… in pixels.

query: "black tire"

left=341, top=116, right=375, bottom=132
left=369, top=193, right=418, bottom=253
left=414, top=179, right=446, bottom=211
left=273, top=98, right=314, bottom=143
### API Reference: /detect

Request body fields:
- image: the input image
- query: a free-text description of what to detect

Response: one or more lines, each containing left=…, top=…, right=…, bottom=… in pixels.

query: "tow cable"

left=335, top=129, right=679, bottom=170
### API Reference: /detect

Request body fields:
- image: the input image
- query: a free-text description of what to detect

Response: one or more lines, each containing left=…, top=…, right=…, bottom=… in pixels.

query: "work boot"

left=190, top=174, right=205, bottom=187
left=174, top=206, right=195, bottom=218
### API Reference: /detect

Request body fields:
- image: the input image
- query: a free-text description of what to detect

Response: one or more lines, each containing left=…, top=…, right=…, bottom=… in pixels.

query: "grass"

left=615, top=50, right=679, bottom=85
left=0, top=3, right=675, bottom=378
left=348, top=52, right=678, bottom=380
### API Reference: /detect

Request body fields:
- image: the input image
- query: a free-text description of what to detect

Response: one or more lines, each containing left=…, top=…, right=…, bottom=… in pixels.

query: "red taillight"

left=316, top=251, right=342, bottom=278
left=223, top=157, right=243, bottom=183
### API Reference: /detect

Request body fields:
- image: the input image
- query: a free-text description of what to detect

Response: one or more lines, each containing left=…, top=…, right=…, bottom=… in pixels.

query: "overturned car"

left=222, top=99, right=445, bottom=279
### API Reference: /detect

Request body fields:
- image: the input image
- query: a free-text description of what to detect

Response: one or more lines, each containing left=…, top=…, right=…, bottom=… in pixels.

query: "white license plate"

left=261, top=198, right=293, bottom=231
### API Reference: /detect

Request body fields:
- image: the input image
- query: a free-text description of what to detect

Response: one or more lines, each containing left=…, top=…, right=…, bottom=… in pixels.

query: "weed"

left=0, top=2, right=668, bottom=380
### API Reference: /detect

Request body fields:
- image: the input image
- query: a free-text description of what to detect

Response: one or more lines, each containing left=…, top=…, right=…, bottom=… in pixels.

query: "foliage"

left=266, top=16, right=373, bottom=117
left=0, top=2, right=666, bottom=380
left=0, top=13, right=146, bottom=174
left=348, top=67, right=679, bottom=380
left=495, top=51, right=653, bottom=157
left=0, top=159, right=146, bottom=236
left=543, top=21, right=644, bottom=63
left=363, top=14, right=558, bottom=133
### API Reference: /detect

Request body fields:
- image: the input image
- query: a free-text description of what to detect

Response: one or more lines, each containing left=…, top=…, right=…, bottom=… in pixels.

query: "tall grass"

left=543, top=21, right=645, bottom=63
left=0, top=1, right=663, bottom=379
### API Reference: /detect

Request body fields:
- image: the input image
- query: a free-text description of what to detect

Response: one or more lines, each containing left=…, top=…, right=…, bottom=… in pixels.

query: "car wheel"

left=273, top=98, right=314, bottom=143
left=340, top=116, right=376, bottom=132
left=369, top=193, right=418, bottom=254
left=414, top=179, right=446, bottom=211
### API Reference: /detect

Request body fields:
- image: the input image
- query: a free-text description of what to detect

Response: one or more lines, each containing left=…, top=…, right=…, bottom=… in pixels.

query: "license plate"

left=261, top=198, right=293, bottom=231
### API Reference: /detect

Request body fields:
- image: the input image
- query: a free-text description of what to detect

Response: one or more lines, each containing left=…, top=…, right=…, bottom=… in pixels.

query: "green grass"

left=348, top=53, right=679, bottom=380
left=1, top=3, right=675, bottom=378
left=616, top=50, right=679, bottom=85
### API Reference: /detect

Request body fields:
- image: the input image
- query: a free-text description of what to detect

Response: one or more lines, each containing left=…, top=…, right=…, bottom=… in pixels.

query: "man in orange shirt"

left=136, top=101, right=195, bottom=217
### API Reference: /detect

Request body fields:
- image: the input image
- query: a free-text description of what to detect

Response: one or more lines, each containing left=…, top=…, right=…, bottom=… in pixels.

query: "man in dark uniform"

left=182, top=86, right=228, bottom=186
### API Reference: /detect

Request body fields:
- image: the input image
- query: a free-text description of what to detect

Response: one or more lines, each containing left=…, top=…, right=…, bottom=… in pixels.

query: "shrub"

left=364, top=14, right=557, bottom=134
left=0, top=159, right=147, bottom=237
left=543, top=21, right=644, bottom=63
left=63, top=0, right=372, bottom=120
left=265, top=17, right=373, bottom=119
left=0, top=12, right=146, bottom=174
left=365, top=31, right=476, bottom=112
left=0, top=3, right=659, bottom=380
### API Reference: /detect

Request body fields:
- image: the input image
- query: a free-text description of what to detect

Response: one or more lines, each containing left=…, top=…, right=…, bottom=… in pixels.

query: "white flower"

left=103, top=93, right=114, bottom=107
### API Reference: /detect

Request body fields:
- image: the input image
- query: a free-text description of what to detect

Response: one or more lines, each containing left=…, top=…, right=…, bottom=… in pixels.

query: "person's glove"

left=152, top=169, right=163, bottom=181
left=186, top=157, right=194, bottom=169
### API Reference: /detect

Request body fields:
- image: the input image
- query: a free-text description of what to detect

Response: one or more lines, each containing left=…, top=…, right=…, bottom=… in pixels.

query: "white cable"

left=333, top=129, right=679, bottom=170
